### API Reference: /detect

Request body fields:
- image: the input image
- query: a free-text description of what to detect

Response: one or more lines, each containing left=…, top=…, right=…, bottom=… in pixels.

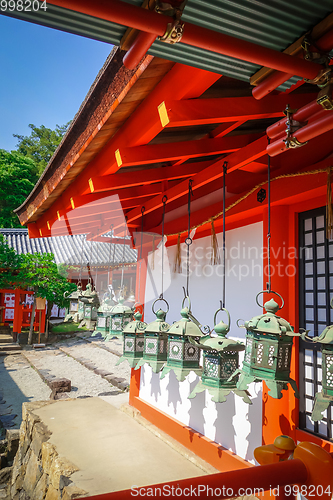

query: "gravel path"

left=0, top=335, right=132, bottom=434
left=0, top=355, right=51, bottom=430
left=23, top=347, right=117, bottom=398
left=57, top=340, right=131, bottom=384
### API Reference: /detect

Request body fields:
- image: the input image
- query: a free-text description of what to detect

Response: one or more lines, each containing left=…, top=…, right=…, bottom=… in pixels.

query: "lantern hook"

left=181, top=289, right=191, bottom=311
left=256, top=290, right=284, bottom=310
left=236, top=318, right=246, bottom=328
left=214, top=302, right=231, bottom=333
left=152, top=296, right=170, bottom=315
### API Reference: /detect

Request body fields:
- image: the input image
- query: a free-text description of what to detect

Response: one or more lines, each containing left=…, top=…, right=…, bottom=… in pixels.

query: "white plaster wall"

left=140, top=221, right=263, bottom=463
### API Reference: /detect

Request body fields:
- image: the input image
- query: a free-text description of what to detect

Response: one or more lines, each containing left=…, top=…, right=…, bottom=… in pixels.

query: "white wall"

left=141, top=221, right=263, bottom=463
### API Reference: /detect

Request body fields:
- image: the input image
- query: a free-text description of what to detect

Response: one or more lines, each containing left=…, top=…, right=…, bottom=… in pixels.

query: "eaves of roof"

left=15, top=48, right=173, bottom=225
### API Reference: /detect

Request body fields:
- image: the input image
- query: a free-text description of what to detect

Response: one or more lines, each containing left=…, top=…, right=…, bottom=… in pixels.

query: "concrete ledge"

left=120, top=403, right=219, bottom=475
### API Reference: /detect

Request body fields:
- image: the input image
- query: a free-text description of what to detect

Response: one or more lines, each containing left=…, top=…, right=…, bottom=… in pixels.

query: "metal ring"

left=213, top=307, right=230, bottom=331
left=141, top=206, right=145, bottom=214
left=185, top=237, right=192, bottom=246
left=330, top=297, right=333, bottom=309
left=162, top=195, right=168, bottom=204
left=152, top=297, right=169, bottom=315
left=181, top=295, right=191, bottom=311
left=256, top=290, right=284, bottom=310
left=236, top=318, right=246, bottom=328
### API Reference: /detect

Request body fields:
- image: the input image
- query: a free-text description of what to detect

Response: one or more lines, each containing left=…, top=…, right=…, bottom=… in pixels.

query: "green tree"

left=14, top=122, right=71, bottom=175
left=0, top=234, right=22, bottom=288
left=0, top=150, right=39, bottom=228
left=0, top=236, right=76, bottom=343
left=15, top=253, right=76, bottom=343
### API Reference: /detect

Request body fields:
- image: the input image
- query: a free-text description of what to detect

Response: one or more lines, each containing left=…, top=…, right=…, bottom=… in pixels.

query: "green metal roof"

left=2, top=0, right=333, bottom=86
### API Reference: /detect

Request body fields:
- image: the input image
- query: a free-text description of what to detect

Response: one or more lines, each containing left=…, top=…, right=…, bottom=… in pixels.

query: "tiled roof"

left=0, top=228, right=137, bottom=267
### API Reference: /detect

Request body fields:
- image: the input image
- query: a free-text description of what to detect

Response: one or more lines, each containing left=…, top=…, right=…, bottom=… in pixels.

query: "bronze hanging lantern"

left=189, top=305, right=251, bottom=403
left=136, top=197, right=170, bottom=373
left=117, top=310, right=147, bottom=369
left=230, top=292, right=300, bottom=399
left=136, top=298, right=170, bottom=373
left=160, top=296, right=204, bottom=382
left=96, top=227, right=118, bottom=335
left=311, top=299, right=333, bottom=421
left=107, top=296, right=133, bottom=339
left=96, top=284, right=118, bottom=336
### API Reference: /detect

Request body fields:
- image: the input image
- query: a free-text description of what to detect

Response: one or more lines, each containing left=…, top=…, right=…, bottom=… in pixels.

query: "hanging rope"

left=267, top=137, right=271, bottom=293
left=326, top=166, right=333, bottom=240
left=185, top=179, right=194, bottom=297
left=120, top=218, right=127, bottom=293
left=166, top=167, right=329, bottom=238
left=160, top=195, right=167, bottom=298
left=222, top=161, right=227, bottom=308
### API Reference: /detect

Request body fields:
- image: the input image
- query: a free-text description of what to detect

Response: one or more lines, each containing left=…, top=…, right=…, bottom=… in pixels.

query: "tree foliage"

left=0, top=237, right=76, bottom=342
left=0, top=150, right=39, bottom=228
left=13, top=122, right=71, bottom=175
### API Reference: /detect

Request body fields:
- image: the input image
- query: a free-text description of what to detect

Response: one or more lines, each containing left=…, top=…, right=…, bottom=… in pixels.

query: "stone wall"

left=9, top=401, right=87, bottom=500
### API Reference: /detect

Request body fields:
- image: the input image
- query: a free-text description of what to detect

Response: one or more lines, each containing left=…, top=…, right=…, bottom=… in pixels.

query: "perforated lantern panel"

left=242, top=332, right=293, bottom=381
left=123, top=333, right=145, bottom=359
left=110, top=314, right=132, bottom=335
left=167, top=336, right=200, bottom=369
left=97, top=315, right=110, bottom=331
left=202, top=351, right=239, bottom=389
left=322, top=348, right=333, bottom=397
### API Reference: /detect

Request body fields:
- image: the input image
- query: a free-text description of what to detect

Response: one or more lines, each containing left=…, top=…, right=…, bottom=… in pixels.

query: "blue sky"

left=0, top=15, right=112, bottom=151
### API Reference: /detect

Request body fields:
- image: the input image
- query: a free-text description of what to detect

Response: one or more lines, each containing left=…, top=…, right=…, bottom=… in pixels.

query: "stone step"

left=0, top=344, right=22, bottom=352
left=0, top=336, right=14, bottom=344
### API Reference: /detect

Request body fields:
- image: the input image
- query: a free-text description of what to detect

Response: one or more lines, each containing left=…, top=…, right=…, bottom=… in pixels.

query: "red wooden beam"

left=160, top=93, right=316, bottom=127
left=89, top=161, right=211, bottom=192
left=115, top=135, right=256, bottom=169
left=122, top=136, right=268, bottom=227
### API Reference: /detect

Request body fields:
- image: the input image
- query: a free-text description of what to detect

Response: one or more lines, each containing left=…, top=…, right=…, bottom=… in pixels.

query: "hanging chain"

left=222, top=161, right=228, bottom=308
left=161, top=196, right=168, bottom=299
left=185, top=179, right=194, bottom=298
left=107, top=225, right=113, bottom=286
left=120, top=217, right=128, bottom=294
left=140, top=206, right=145, bottom=260
left=88, top=237, right=93, bottom=284
left=267, top=137, right=272, bottom=293
left=136, top=207, right=145, bottom=304
left=78, top=234, right=85, bottom=286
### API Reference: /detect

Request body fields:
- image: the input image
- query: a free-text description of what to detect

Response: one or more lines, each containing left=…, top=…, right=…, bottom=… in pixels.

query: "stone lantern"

left=64, top=284, right=82, bottom=322
left=189, top=307, right=251, bottom=403
left=135, top=299, right=170, bottom=373
left=230, top=293, right=300, bottom=399
left=160, top=298, right=204, bottom=382
left=311, top=318, right=333, bottom=421
left=117, top=311, right=147, bottom=369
